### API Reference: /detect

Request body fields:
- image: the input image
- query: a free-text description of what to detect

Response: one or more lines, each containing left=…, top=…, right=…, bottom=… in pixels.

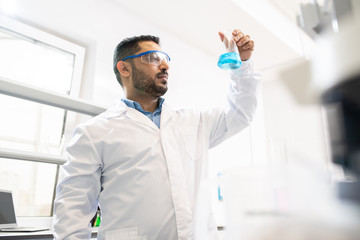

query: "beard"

left=132, top=65, right=168, bottom=97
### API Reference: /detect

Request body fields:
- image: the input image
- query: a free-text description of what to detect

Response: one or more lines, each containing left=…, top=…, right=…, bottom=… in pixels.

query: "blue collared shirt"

left=121, top=98, right=164, bottom=128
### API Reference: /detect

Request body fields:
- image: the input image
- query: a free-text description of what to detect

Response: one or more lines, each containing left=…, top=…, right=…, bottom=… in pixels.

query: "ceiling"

left=112, top=0, right=311, bottom=70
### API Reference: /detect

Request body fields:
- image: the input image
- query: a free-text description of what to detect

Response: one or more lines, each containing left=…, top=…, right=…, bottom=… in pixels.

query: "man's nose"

left=159, top=59, right=169, bottom=71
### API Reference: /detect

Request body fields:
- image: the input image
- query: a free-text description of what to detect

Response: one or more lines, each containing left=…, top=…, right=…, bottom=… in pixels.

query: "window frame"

left=0, top=15, right=106, bottom=218
left=0, top=15, right=85, bottom=98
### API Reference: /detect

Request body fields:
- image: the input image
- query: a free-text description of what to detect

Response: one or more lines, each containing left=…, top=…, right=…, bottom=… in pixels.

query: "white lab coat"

left=52, top=60, right=261, bottom=240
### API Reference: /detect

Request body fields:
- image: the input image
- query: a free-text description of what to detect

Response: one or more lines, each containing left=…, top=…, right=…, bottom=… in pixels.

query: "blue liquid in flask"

left=217, top=52, right=242, bottom=70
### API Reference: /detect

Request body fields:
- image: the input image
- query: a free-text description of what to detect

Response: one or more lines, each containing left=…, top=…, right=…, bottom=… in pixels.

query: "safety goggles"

left=122, top=50, right=171, bottom=66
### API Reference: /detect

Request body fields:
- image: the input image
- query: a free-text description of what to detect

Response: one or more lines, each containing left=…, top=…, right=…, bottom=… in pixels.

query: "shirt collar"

left=121, top=98, right=165, bottom=114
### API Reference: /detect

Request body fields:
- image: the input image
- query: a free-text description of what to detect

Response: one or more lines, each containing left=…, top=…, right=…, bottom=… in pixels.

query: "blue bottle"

left=218, top=30, right=242, bottom=70
left=217, top=52, right=242, bottom=70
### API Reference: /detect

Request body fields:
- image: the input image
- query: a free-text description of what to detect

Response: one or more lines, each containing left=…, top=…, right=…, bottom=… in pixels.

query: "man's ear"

left=117, top=61, right=131, bottom=78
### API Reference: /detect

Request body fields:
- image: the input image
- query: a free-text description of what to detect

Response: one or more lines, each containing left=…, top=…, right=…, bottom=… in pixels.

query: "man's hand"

left=219, top=29, right=254, bottom=61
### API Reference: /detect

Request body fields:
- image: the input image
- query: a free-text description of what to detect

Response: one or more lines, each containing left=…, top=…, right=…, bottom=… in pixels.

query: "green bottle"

left=95, top=209, right=101, bottom=227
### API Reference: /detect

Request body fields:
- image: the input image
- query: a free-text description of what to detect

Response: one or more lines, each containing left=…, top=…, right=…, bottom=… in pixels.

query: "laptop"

left=0, top=190, right=49, bottom=232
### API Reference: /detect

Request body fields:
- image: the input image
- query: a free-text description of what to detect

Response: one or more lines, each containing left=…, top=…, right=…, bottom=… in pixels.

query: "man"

left=53, top=29, right=260, bottom=240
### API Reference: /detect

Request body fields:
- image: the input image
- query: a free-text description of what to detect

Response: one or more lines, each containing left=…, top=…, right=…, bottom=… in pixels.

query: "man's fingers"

left=241, top=40, right=254, bottom=50
left=220, top=29, right=255, bottom=57
left=228, top=29, right=254, bottom=60
left=232, top=30, right=245, bottom=42
left=236, top=35, right=251, bottom=47
left=218, top=32, right=225, bottom=42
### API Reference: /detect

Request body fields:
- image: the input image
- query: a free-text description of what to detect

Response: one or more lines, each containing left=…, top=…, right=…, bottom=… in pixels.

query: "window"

left=0, top=15, right=85, bottom=216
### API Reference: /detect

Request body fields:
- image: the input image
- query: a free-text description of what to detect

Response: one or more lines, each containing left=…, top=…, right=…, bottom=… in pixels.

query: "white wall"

left=261, top=61, right=330, bottom=171
left=1, top=0, right=233, bottom=106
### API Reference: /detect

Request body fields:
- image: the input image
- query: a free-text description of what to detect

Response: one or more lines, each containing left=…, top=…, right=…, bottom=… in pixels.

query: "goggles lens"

left=141, top=51, right=170, bottom=65
left=122, top=50, right=170, bottom=66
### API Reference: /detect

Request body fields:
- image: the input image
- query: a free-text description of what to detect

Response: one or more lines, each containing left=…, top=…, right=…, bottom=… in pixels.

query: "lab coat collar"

left=99, top=101, right=128, bottom=119
left=99, top=100, right=176, bottom=130
left=126, top=107, right=159, bottom=130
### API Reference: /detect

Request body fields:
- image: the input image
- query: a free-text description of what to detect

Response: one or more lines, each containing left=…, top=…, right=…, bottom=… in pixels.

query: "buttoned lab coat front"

left=53, top=61, right=261, bottom=240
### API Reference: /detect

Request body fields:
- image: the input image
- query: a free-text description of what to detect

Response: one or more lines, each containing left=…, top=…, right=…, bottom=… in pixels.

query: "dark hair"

left=113, top=35, right=160, bottom=86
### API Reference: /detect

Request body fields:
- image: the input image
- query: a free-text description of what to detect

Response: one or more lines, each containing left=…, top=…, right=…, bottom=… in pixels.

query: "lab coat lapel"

left=160, top=103, right=175, bottom=128
left=125, top=107, right=159, bottom=131
left=160, top=103, right=193, bottom=239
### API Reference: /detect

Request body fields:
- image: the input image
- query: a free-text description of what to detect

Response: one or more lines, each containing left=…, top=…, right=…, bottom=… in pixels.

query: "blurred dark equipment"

left=322, top=74, right=360, bottom=202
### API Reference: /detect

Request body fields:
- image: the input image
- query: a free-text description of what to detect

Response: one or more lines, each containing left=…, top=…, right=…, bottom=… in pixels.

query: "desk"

left=0, top=229, right=98, bottom=240
left=0, top=230, right=55, bottom=240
